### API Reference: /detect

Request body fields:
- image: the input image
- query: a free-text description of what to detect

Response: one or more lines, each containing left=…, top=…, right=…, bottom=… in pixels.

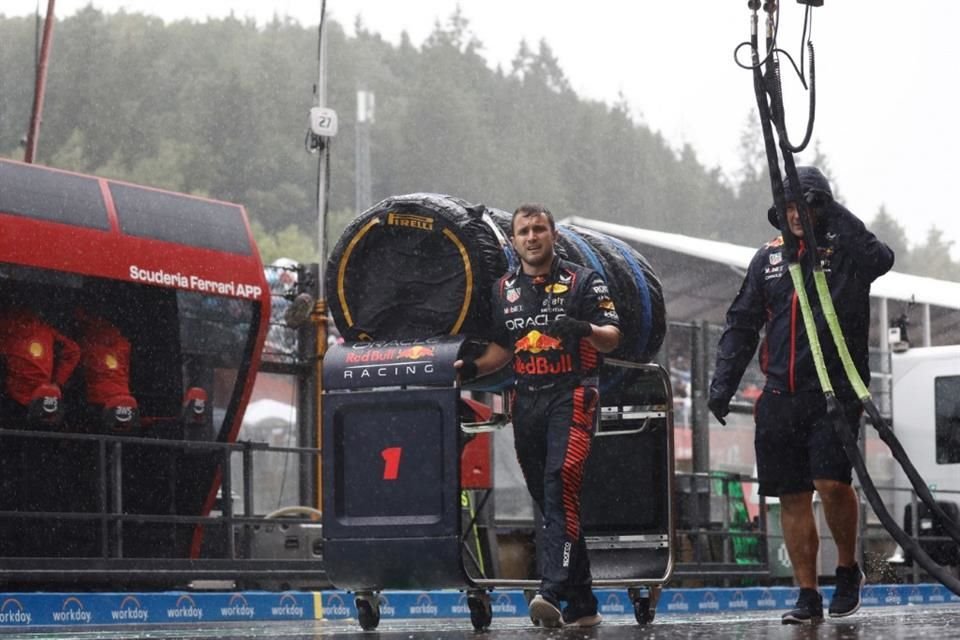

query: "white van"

left=889, top=345, right=960, bottom=554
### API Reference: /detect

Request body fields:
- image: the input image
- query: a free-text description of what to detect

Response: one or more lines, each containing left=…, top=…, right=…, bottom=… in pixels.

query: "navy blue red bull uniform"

left=709, top=201, right=894, bottom=496
left=490, top=255, right=619, bottom=608
left=0, top=307, right=80, bottom=410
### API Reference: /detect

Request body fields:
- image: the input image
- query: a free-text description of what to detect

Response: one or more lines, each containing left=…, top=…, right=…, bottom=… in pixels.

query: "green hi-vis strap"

left=788, top=263, right=834, bottom=394
left=813, top=271, right=872, bottom=401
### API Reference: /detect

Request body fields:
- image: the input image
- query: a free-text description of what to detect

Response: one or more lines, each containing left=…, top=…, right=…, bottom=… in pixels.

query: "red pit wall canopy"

left=0, top=158, right=269, bottom=305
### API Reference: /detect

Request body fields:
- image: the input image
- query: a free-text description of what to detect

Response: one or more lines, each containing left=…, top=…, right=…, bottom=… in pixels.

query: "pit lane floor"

left=1, top=606, right=957, bottom=640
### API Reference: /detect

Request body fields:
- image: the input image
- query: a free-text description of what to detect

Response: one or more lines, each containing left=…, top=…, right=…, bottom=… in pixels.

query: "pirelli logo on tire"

left=387, top=212, right=434, bottom=231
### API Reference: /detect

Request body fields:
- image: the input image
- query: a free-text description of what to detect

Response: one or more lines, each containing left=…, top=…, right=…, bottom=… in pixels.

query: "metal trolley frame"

left=322, top=339, right=674, bottom=630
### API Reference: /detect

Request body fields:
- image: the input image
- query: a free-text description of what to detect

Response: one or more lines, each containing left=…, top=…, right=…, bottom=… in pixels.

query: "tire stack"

left=326, top=193, right=515, bottom=344
left=327, top=194, right=665, bottom=366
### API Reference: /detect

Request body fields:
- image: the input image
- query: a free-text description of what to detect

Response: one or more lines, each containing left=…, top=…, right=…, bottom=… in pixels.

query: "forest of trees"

left=0, top=7, right=955, bottom=279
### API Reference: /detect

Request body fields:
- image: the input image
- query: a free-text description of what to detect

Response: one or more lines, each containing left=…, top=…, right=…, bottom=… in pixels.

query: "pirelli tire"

left=326, top=193, right=516, bottom=342
left=568, top=225, right=666, bottom=363
left=553, top=224, right=665, bottom=364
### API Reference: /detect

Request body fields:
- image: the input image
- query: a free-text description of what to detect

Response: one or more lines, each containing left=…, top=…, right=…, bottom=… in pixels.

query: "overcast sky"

left=6, top=1, right=959, bottom=257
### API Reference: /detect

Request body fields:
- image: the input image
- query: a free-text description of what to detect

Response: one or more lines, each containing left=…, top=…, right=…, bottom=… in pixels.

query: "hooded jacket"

left=710, top=196, right=895, bottom=403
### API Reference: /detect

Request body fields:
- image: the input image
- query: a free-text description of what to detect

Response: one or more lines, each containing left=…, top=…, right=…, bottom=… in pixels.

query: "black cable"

left=830, top=398, right=960, bottom=596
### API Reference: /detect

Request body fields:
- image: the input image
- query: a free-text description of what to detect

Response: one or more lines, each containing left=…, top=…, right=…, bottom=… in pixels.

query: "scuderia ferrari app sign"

left=128, top=265, right=263, bottom=299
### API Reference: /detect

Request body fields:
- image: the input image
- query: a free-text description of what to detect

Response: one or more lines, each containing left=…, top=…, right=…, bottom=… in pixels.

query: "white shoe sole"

left=529, top=597, right=562, bottom=628
left=564, top=613, right=602, bottom=627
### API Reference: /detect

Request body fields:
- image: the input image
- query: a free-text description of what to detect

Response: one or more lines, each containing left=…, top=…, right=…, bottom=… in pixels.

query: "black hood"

left=767, top=166, right=834, bottom=229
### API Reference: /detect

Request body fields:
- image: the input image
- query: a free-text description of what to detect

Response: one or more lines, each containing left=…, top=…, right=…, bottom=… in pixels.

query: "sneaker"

left=562, top=605, right=602, bottom=627
left=829, top=563, right=865, bottom=617
left=781, top=588, right=823, bottom=625
left=528, top=594, right=562, bottom=628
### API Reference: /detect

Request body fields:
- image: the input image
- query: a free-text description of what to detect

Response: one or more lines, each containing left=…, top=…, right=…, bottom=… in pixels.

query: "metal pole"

left=691, top=321, right=711, bottom=475
left=24, top=0, right=56, bottom=163
left=355, top=89, right=374, bottom=213
left=316, top=16, right=329, bottom=272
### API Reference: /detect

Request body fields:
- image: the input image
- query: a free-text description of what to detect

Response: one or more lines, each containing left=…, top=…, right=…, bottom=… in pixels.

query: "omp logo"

left=862, top=587, right=880, bottom=605
left=323, top=594, right=351, bottom=618
left=757, top=589, right=777, bottom=608
left=729, top=591, right=748, bottom=609
left=409, top=593, right=438, bottom=616
left=377, top=595, right=396, bottom=617
left=167, top=595, right=203, bottom=620
left=452, top=594, right=470, bottom=615
left=698, top=592, right=720, bottom=611
left=51, top=597, right=91, bottom=624
left=270, top=594, right=304, bottom=618
left=220, top=594, right=255, bottom=618
left=387, top=212, right=434, bottom=231
left=667, top=593, right=689, bottom=612
left=884, top=588, right=902, bottom=605
left=492, top=594, right=517, bottom=615
left=601, top=593, right=625, bottom=614
left=0, top=598, right=31, bottom=625
left=111, top=596, right=148, bottom=622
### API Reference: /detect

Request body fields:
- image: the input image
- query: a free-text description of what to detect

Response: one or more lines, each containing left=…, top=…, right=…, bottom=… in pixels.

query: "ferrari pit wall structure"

left=0, top=158, right=321, bottom=588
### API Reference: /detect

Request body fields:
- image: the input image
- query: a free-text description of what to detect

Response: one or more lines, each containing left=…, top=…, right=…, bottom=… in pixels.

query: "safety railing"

left=672, top=471, right=769, bottom=582
left=0, top=427, right=326, bottom=587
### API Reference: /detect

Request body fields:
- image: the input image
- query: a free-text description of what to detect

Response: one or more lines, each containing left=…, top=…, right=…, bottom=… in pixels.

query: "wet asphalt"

left=1, top=606, right=958, bottom=640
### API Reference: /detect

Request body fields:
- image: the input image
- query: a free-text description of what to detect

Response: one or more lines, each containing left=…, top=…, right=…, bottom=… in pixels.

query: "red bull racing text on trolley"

left=0, top=158, right=270, bottom=570
left=341, top=339, right=440, bottom=381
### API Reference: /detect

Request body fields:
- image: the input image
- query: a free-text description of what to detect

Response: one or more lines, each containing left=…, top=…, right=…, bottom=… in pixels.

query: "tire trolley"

left=321, top=336, right=674, bottom=630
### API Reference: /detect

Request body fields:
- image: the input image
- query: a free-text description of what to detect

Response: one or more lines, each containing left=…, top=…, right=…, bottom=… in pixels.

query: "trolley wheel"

left=633, top=597, right=655, bottom=625
left=628, top=587, right=658, bottom=626
left=467, top=590, right=493, bottom=631
left=355, top=592, right=381, bottom=631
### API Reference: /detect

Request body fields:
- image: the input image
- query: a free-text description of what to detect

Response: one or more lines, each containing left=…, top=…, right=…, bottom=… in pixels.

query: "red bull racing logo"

left=514, top=330, right=573, bottom=375
left=514, top=330, right=561, bottom=354
left=395, top=346, right=435, bottom=360
left=342, top=341, right=438, bottom=380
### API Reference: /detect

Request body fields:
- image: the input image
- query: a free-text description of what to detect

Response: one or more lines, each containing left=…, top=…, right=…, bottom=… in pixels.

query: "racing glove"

left=457, top=359, right=478, bottom=382
left=803, top=188, right=834, bottom=211
left=547, top=316, right=592, bottom=340
left=707, top=395, right=730, bottom=426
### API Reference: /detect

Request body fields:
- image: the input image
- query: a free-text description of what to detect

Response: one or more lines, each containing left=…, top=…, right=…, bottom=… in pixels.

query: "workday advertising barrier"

left=1, top=585, right=956, bottom=629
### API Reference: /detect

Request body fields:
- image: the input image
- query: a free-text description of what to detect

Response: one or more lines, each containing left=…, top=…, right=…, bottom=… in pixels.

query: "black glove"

left=707, top=396, right=730, bottom=426
left=803, top=188, right=834, bottom=210
left=547, top=316, right=592, bottom=340
left=457, top=359, right=478, bottom=382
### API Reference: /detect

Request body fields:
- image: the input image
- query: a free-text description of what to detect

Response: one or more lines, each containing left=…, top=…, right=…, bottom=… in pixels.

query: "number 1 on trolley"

left=381, top=446, right=402, bottom=480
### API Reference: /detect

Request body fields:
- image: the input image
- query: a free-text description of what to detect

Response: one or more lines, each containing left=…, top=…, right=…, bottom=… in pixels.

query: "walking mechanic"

left=708, top=167, right=894, bottom=624
left=456, top=203, right=621, bottom=628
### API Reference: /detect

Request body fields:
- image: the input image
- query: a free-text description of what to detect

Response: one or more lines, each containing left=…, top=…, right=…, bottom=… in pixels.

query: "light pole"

left=355, top=89, right=375, bottom=213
